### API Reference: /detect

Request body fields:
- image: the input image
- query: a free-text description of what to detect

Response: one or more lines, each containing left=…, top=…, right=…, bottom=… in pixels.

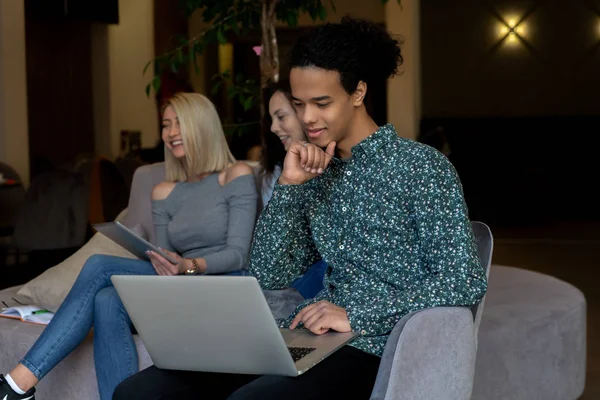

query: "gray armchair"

left=371, top=221, right=493, bottom=400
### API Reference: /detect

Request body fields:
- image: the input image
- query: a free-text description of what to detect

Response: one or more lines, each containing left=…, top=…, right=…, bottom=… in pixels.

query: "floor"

left=1, top=219, right=598, bottom=398
left=491, top=220, right=600, bottom=399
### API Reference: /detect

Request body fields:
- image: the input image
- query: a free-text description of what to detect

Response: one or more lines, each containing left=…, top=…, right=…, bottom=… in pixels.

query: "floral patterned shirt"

left=249, top=124, right=488, bottom=357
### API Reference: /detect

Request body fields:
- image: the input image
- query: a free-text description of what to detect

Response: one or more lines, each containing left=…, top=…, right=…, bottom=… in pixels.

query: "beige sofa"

left=0, top=163, right=170, bottom=400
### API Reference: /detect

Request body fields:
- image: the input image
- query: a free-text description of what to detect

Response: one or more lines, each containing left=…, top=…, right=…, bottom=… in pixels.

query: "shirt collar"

left=351, top=123, right=397, bottom=159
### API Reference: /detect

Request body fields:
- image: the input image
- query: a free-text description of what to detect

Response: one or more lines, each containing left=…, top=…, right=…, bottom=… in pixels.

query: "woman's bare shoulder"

left=223, top=162, right=254, bottom=185
left=151, top=181, right=177, bottom=200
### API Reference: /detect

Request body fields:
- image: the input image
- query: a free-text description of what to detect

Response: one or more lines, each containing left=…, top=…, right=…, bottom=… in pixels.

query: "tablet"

left=93, top=221, right=179, bottom=264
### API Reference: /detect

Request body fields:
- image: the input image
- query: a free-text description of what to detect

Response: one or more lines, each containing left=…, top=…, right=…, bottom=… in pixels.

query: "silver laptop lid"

left=111, top=275, right=299, bottom=376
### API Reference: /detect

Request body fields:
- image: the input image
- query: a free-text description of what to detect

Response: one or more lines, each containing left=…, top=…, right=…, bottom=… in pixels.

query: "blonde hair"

left=162, top=93, right=235, bottom=182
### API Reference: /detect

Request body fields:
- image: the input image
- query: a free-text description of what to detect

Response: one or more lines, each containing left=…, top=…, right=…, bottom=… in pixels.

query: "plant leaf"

left=194, top=41, right=204, bottom=55
left=152, top=76, right=161, bottom=95
left=243, top=96, right=254, bottom=111
left=204, top=27, right=217, bottom=44
left=318, top=5, right=327, bottom=20
left=235, top=73, right=245, bottom=84
left=143, top=60, right=152, bottom=76
left=211, top=80, right=223, bottom=95
left=217, top=26, right=227, bottom=44
left=226, top=85, right=238, bottom=100
left=289, top=12, right=299, bottom=27
left=329, top=0, right=337, bottom=13
left=224, top=124, right=238, bottom=137
left=189, top=45, right=199, bottom=74
left=231, top=20, right=240, bottom=35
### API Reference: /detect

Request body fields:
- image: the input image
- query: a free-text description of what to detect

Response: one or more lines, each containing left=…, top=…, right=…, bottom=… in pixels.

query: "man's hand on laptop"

left=289, top=300, right=351, bottom=335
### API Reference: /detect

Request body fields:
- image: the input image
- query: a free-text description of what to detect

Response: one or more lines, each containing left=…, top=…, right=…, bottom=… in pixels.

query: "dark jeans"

left=112, top=345, right=381, bottom=400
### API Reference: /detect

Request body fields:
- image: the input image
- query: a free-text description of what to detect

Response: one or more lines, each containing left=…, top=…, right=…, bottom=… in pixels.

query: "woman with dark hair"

left=259, top=79, right=328, bottom=300
left=258, top=79, right=304, bottom=206
left=114, top=16, right=486, bottom=400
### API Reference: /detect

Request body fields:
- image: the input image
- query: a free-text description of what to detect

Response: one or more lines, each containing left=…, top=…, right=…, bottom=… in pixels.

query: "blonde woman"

left=0, top=93, right=258, bottom=400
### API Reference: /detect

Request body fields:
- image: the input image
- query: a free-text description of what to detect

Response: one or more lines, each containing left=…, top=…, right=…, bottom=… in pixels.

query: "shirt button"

left=346, top=171, right=352, bottom=176
left=342, top=206, right=347, bottom=212
left=360, top=330, right=367, bottom=335
left=339, top=245, right=344, bottom=250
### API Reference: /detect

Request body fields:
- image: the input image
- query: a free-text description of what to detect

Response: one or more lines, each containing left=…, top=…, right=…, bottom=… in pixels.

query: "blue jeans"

left=20, top=254, right=247, bottom=400
left=290, top=260, right=328, bottom=299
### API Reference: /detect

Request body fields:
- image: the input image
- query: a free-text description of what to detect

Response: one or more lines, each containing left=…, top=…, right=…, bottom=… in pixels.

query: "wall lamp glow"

left=497, top=15, right=527, bottom=46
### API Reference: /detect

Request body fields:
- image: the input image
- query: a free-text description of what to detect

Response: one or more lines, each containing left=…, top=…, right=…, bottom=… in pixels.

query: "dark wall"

left=421, top=116, right=600, bottom=226
left=25, top=11, right=95, bottom=178
left=421, top=0, right=600, bottom=118
left=420, top=0, right=600, bottom=225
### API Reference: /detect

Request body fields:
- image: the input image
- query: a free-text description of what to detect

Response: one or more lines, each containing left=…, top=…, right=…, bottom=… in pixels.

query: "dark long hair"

left=260, top=79, right=293, bottom=175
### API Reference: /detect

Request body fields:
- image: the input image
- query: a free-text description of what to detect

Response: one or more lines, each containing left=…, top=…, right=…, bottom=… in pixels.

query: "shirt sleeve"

left=343, top=151, right=488, bottom=336
left=202, top=175, right=258, bottom=274
left=151, top=198, right=175, bottom=252
left=249, top=182, right=321, bottom=289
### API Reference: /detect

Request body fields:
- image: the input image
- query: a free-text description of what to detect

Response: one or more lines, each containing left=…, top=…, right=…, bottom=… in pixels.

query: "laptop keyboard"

left=287, top=347, right=316, bottom=362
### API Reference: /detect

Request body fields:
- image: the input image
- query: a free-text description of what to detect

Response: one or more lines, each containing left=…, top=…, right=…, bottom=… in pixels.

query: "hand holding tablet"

left=93, top=221, right=179, bottom=264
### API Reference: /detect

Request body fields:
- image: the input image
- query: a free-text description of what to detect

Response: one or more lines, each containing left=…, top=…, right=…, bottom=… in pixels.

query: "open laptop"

left=111, top=275, right=358, bottom=376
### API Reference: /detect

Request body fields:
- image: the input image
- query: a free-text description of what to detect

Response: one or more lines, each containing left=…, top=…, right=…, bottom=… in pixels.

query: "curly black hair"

left=290, top=16, right=403, bottom=96
left=260, top=79, right=292, bottom=175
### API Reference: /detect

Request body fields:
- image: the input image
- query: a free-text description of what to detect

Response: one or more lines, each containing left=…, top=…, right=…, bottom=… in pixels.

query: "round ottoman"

left=472, top=266, right=586, bottom=400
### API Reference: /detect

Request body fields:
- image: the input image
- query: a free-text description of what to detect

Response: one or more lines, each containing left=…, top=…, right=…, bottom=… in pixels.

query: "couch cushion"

left=16, top=162, right=163, bottom=313
left=17, top=209, right=137, bottom=312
